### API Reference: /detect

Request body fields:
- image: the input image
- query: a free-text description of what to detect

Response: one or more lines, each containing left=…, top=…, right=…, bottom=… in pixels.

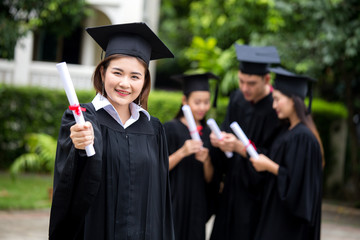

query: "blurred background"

left=0, top=0, right=359, bottom=238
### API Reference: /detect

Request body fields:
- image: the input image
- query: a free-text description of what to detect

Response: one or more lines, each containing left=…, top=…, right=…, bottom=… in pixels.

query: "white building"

left=0, top=0, right=161, bottom=90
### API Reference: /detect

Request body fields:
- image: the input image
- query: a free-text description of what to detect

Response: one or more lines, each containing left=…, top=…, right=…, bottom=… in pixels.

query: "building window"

left=32, top=26, right=83, bottom=64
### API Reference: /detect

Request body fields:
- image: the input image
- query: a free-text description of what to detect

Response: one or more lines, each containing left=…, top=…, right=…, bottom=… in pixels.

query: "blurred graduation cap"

left=235, top=44, right=280, bottom=75
left=270, top=67, right=317, bottom=113
left=86, top=22, right=174, bottom=65
left=171, top=72, right=220, bottom=107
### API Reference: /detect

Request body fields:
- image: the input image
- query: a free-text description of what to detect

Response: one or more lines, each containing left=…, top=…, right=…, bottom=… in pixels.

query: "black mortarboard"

left=235, top=44, right=280, bottom=75
left=86, top=22, right=174, bottom=65
left=270, top=67, right=316, bottom=112
left=172, top=72, right=220, bottom=107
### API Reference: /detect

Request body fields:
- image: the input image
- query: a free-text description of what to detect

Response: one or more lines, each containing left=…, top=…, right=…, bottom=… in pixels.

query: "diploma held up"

left=230, top=121, right=259, bottom=159
left=56, top=62, right=96, bottom=157
left=206, top=118, right=233, bottom=158
left=182, top=105, right=201, bottom=141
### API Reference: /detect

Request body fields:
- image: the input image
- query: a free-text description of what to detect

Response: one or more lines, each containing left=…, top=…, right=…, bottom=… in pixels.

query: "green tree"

left=0, top=0, right=90, bottom=59
left=188, top=0, right=284, bottom=49
left=184, top=36, right=239, bottom=95
left=182, top=0, right=284, bottom=94
left=158, top=0, right=282, bottom=82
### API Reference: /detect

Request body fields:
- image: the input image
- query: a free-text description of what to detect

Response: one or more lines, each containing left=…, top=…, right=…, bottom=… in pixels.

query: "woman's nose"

left=119, top=76, right=130, bottom=88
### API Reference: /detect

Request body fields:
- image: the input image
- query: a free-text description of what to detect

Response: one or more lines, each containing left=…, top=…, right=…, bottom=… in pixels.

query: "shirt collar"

left=92, top=93, right=150, bottom=121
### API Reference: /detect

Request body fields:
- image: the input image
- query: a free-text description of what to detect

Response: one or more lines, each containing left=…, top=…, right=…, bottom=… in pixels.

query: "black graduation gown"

left=254, top=123, right=322, bottom=240
left=210, top=90, right=283, bottom=240
left=163, top=119, right=211, bottom=240
left=49, top=103, right=175, bottom=240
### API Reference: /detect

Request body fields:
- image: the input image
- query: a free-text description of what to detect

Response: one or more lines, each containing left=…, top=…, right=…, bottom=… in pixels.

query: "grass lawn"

left=0, top=172, right=53, bottom=210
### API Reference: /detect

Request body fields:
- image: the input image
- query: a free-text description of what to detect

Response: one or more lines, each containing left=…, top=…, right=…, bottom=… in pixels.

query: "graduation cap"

left=270, top=67, right=317, bottom=112
left=171, top=72, right=220, bottom=107
left=86, top=22, right=174, bottom=65
left=235, top=44, right=280, bottom=75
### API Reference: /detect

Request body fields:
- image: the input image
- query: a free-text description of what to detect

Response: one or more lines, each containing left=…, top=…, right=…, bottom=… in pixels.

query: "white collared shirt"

left=92, top=93, right=150, bottom=129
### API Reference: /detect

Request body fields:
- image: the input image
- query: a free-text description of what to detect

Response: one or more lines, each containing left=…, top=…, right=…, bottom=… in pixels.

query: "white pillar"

left=118, top=0, right=144, bottom=23
left=143, top=0, right=161, bottom=89
left=81, top=17, right=97, bottom=66
left=13, top=32, right=33, bottom=86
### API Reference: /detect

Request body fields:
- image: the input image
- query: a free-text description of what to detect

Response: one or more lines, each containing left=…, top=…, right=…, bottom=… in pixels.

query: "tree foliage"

left=0, top=0, right=90, bottom=59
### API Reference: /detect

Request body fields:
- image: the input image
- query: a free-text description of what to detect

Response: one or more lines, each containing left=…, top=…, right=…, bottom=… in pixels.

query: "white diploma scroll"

left=182, top=105, right=201, bottom=141
left=56, top=62, right=96, bottom=157
left=206, top=118, right=233, bottom=158
left=230, top=121, right=259, bottom=159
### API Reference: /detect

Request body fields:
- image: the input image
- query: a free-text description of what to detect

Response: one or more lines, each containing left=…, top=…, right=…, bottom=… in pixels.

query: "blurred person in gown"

left=250, top=67, right=324, bottom=240
left=164, top=73, right=219, bottom=240
left=210, top=45, right=283, bottom=240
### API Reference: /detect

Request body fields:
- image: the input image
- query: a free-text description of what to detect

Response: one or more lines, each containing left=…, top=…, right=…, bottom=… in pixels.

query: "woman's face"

left=183, top=91, right=211, bottom=122
left=102, top=56, right=146, bottom=111
left=272, top=89, right=295, bottom=119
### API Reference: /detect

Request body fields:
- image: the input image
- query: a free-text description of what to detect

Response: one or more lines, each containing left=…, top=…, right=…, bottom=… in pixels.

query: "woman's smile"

left=115, top=89, right=131, bottom=96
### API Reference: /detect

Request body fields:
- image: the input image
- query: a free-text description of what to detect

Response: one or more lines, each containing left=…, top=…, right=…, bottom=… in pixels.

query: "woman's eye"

left=131, top=75, right=140, bottom=80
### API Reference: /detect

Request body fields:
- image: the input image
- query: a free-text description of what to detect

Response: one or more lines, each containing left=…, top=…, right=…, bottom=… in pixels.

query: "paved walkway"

left=0, top=202, right=359, bottom=240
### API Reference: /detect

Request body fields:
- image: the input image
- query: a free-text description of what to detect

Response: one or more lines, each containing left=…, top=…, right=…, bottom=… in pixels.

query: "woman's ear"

left=100, top=66, right=105, bottom=83
left=181, top=95, right=188, bottom=106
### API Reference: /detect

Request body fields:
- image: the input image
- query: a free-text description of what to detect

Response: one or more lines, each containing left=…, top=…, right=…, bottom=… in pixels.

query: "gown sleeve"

left=151, top=117, right=175, bottom=240
left=276, top=132, right=322, bottom=224
left=163, top=120, right=179, bottom=155
left=49, top=103, right=103, bottom=240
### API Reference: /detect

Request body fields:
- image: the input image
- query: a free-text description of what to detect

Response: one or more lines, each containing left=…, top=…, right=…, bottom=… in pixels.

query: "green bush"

left=310, top=99, right=348, bottom=190
left=0, top=85, right=95, bottom=168
left=10, top=133, right=57, bottom=177
left=0, top=85, right=347, bottom=178
left=148, top=90, right=229, bottom=124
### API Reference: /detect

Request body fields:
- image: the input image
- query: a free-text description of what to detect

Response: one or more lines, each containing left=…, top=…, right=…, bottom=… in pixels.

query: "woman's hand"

left=70, top=121, right=94, bottom=150
left=182, top=139, right=203, bottom=157
left=195, top=147, right=209, bottom=163
left=218, top=133, right=246, bottom=157
left=250, top=154, right=279, bottom=175
left=169, top=139, right=203, bottom=170
left=209, top=132, right=221, bottom=148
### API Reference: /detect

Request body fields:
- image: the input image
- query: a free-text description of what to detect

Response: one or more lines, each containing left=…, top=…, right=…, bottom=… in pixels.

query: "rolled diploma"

left=182, top=105, right=201, bottom=141
left=206, top=118, right=233, bottom=158
left=230, top=121, right=259, bottom=159
left=56, top=62, right=95, bottom=157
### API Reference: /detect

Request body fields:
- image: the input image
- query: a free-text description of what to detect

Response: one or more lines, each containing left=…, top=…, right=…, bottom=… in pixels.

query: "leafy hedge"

left=0, top=86, right=347, bottom=175
left=0, top=86, right=94, bottom=168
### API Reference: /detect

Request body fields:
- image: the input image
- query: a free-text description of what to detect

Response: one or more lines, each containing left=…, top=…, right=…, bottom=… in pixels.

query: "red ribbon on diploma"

left=190, top=125, right=203, bottom=136
left=245, top=140, right=257, bottom=151
left=69, top=104, right=86, bottom=116
left=197, top=125, right=203, bottom=136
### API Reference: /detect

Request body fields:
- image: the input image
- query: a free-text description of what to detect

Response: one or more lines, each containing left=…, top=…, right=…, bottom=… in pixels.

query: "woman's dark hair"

left=292, top=95, right=325, bottom=166
left=174, top=92, right=207, bottom=126
left=92, top=54, right=151, bottom=110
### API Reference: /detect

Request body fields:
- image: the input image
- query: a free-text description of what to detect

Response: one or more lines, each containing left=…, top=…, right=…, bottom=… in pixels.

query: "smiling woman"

left=49, top=22, right=175, bottom=240
left=98, top=55, right=147, bottom=124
